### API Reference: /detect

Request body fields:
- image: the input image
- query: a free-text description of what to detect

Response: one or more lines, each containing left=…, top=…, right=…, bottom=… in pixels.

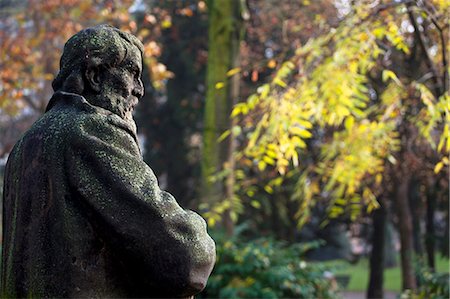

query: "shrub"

left=401, top=263, right=449, bottom=299
left=200, top=228, right=341, bottom=299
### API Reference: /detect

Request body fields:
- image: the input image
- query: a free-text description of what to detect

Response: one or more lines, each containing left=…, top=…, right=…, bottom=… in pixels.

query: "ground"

left=341, top=291, right=397, bottom=299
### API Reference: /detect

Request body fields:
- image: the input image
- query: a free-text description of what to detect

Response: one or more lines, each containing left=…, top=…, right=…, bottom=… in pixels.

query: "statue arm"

left=66, top=116, right=215, bottom=297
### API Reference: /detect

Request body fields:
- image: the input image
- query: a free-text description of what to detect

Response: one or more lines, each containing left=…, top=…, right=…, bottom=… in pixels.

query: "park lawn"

left=320, top=254, right=449, bottom=292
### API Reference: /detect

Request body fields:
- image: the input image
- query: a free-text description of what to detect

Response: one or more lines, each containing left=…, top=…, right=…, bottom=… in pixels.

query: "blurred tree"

left=367, top=195, right=386, bottom=299
left=203, top=0, right=343, bottom=241
left=201, top=0, right=244, bottom=235
left=133, top=0, right=209, bottom=207
left=0, top=0, right=170, bottom=157
left=228, top=0, right=448, bottom=295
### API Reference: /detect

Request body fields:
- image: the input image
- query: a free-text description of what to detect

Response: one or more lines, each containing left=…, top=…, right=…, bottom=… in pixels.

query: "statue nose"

left=132, top=80, right=144, bottom=98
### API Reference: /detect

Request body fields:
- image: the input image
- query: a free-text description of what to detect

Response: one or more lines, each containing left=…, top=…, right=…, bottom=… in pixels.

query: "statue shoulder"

left=33, top=91, right=140, bottom=154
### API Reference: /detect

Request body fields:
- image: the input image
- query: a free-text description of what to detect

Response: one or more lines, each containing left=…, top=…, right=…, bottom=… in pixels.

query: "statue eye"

left=129, top=68, right=138, bottom=77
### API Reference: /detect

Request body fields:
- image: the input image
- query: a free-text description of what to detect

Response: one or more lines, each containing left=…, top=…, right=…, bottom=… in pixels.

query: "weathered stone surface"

left=1, top=25, right=215, bottom=298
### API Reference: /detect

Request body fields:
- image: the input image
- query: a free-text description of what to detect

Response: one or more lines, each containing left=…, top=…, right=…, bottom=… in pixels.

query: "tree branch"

left=22, top=95, right=40, bottom=112
left=406, top=3, right=443, bottom=97
left=418, top=1, right=448, bottom=93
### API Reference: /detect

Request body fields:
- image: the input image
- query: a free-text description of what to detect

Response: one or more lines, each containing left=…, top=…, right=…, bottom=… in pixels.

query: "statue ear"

left=85, top=65, right=101, bottom=93
left=61, top=70, right=84, bottom=94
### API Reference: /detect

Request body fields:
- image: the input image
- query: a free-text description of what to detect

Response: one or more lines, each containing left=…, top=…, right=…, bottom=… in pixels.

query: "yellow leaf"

left=297, top=120, right=313, bottom=129
left=344, top=117, right=354, bottom=130
left=266, top=149, right=277, bottom=158
left=336, top=105, right=350, bottom=117
left=257, top=84, right=270, bottom=98
left=208, top=217, right=216, bottom=227
left=368, top=199, right=380, bottom=211
left=292, top=151, right=299, bottom=167
left=360, top=32, right=368, bottom=41
left=218, top=130, right=230, bottom=142
left=226, top=67, right=241, bottom=77
left=375, top=174, right=383, bottom=185
left=372, top=27, right=385, bottom=39
left=263, top=156, right=275, bottom=165
left=274, top=78, right=287, bottom=88
left=251, top=200, right=261, bottom=208
left=382, top=70, right=402, bottom=86
left=434, top=162, right=444, bottom=174
left=264, top=185, right=273, bottom=194
left=161, top=19, right=172, bottom=29
left=258, top=160, right=266, bottom=171
left=231, top=105, right=241, bottom=117
left=290, top=126, right=312, bottom=138
left=387, top=155, right=397, bottom=164
left=215, top=82, right=225, bottom=89
left=438, top=123, right=448, bottom=152
left=335, top=198, right=346, bottom=205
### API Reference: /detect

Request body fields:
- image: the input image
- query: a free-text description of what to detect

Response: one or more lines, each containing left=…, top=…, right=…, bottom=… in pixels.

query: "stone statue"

left=1, top=25, right=215, bottom=298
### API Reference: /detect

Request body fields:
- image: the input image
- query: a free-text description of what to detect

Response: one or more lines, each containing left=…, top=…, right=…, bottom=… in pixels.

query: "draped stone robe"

left=1, top=91, right=215, bottom=298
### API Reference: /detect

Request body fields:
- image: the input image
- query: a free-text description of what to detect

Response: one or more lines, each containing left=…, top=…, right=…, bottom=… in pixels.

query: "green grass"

left=319, top=254, right=449, bottom=292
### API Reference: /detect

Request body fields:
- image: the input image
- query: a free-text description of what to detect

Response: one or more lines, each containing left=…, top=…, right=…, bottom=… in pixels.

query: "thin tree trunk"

left=410, top=177, right=424, bottom=259
left=425, top=179, right=437, bottom=270
left=285, top=191, right=298, bottom=241
left=367, top=197, right=387, bottom=299
left=410, top=177, right=424, bottom=288
left=223, top=1, right=244, bottom=236
left=443, top=210, right=449, bottom=257
left=270, top=196, right=282, bottom=238
left=395, top=173, right=417, bottom=291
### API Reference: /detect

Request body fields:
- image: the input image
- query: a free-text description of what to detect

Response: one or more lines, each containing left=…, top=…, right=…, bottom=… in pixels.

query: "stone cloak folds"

left=1, top=91, right=215, bottom=297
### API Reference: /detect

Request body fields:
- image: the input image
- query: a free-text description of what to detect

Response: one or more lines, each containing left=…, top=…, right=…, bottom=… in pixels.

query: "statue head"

left=52, top=25, right=144, bottom=120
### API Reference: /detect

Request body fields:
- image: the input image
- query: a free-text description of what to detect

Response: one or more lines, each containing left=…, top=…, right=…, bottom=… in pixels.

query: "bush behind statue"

left=401, top=262, right=449, bottom=299
left=200, top=228, right=340, bottom=299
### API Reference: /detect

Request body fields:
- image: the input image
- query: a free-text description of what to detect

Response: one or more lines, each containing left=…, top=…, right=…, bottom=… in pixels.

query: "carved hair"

left=52, top=25, right=144, bottom=94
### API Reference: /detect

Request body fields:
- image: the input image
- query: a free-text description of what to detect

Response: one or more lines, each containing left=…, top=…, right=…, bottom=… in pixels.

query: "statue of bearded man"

left=1, top=25, right=215, bottom=298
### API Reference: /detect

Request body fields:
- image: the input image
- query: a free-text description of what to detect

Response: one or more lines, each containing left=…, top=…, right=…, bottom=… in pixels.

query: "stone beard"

left=1, top=25, right=215, bottom=298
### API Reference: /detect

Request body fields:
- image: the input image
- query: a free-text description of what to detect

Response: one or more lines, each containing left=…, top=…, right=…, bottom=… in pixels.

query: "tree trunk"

left=409, top=177, right=424, bottom=286
left=410, top=177, right=424, bottom=259
left=395, top=172, right=417, bottom=291
left=285, top=193, right=298, bottom=241
left=443, top=210, right=449, bottom=257
left=270, top=195, right=282, bottom=238
left=425, top=179, right=436, bottom=271
left=202, top=0, right=242, bottom=235
left=223, top=1, right=244, bottom=236
left=367, top=197, right=387, bottom=299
